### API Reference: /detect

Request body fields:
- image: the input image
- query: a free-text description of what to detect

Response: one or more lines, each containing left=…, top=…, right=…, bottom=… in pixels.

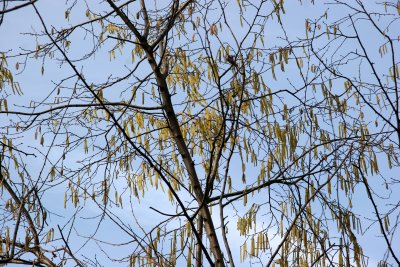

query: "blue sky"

left=1, top=0, right=399, bottom=266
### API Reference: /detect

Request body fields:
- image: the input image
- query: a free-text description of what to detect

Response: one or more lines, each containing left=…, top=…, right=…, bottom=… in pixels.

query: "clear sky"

left=1, top=0, right=399, bottom=266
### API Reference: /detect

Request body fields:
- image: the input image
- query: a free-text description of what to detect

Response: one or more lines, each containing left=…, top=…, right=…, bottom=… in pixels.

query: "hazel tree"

left=0, top=0, right=399, bottom=266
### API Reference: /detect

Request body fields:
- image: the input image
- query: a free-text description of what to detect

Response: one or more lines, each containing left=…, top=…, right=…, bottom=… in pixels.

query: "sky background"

left=1, top=0, right=399, bottom=266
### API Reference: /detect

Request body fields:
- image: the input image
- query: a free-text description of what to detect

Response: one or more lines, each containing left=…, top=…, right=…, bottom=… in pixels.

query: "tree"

left=0, top=0, right=399, bottom=266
